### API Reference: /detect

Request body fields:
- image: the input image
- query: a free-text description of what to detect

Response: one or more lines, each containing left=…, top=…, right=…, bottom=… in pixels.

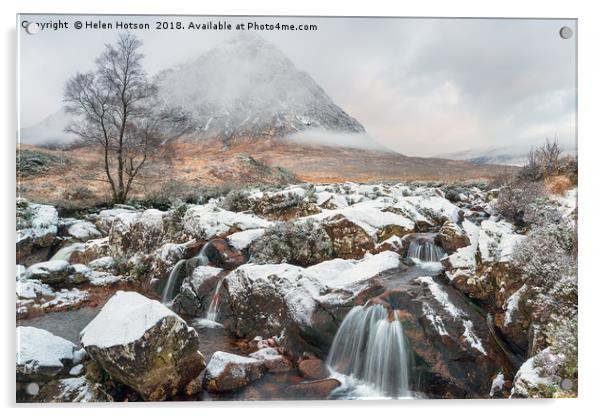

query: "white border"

left=2, top=1, right=601, bottom=415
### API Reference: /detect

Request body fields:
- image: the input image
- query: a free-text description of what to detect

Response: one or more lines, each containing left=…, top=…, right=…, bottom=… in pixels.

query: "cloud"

left=18, top=15, right=576, bottom=157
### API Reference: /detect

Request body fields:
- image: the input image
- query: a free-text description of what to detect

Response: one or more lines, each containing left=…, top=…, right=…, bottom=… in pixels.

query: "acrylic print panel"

left=16, top=14, right=577, bottom=402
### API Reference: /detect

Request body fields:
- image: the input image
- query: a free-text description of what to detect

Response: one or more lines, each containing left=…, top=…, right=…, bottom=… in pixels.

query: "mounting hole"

left=25, top=22, right=40, bottom=35
left=25, top=382, right=40, bottom=396
left=559, top=26, right=573, bottom=40
left=560, top=378, right=574, bottom=390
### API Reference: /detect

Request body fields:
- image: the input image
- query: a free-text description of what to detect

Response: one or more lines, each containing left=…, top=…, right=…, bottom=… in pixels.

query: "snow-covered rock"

left=23, top=260, right=71, bottom=284
left=65, top=220, right=102, bottom=241
left=109, top=209, right=167, bottom=258
left=183, top=202, right=271, bottom=240
left=436, top=221, right=470, bottom=252
left=227, top=228, right=266, bottom=251
left=80, top=291, right=205, bottom=401
left=203, top=351, right=264, bottom=392
left=88, top=256, right=117, bottom=272
left=248, top=347, right=292, bottom=373
left=16, top=326, right=76, bottom=381
left=16, top=198, right=59, bottom=263
left=35, top=376, right=113, bottom=402
left=511, top=348, right=562, bottom=398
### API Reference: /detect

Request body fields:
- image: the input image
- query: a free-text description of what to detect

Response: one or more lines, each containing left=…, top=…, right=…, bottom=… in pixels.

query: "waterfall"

left=162, top=259, right=187, bottom=304
left=205, top=278, right=223, bottom=321
left=405, top=235, right=445, bottom=262
left=50, top=243, right=84, bottom=261
left=326, top=304, right=410, bottom=398
left=162, top=243, right=211, bottom=304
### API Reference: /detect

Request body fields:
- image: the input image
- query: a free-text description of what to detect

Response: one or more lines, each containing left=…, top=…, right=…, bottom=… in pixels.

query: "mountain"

left=439, top=144, right=577, bottom=167
left=155, top=33, right=368, bottom=146
left=19, top=109, right=78, bottom=148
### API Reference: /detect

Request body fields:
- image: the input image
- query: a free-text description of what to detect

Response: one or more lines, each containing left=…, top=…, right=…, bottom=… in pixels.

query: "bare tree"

left=64, top=33, right=189, bottom=203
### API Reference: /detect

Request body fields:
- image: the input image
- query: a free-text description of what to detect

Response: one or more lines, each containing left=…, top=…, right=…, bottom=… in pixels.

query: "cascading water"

left=50, top=243, right=84, bottom=261
left=205, top=278, right=223, bottom=321
left=326, top=304, right=411, bottom=398
left=162, top=259, right=187, bottom=304
left=405, top=234, right=445, bottom=262
left=162, top=243, right=211, bottom=304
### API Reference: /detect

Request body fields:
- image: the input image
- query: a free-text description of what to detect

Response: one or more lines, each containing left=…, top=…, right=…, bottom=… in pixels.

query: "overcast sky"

left=18, top=15, right=576, bottom=157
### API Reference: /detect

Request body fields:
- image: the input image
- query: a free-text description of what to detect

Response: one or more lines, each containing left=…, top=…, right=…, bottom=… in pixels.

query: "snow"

left=16, top=326, right=75, bottom=373
left=189, top=266, right=223, bottom=290
left=16, top=264, right=26, bottom=280
left=227, top=228, right=266, bottom=250
left=40, top=288, right=89, bottom=309
left=504, top=285, right=527, bottom=325
left=81, top=291, right=183, bottom=348
left=479, top=220, right=525, bottom=263
left=306, top=200, right=414, bottom=239
left=69, top=364, right=84, bottom=376
left=443, top=220, right=480, bottom=270
left=17, top=279, right=53, bottom=299
left=183, top=202, right=271, bottom=239
left=315, top=251, right=401, bottom=288
left=404, top=195, right=460, bottom=223
left=24, top=260, right=69, bottom=279
left=205, top=351, right=260, bottom=379
left=511, top=351, right=551, bottom=396
left=88, top=256, right=116, bottom=271
left=489, top=372, right=505, bottom=397
left=416, top=276, right=487, bottom=355
left=67, top=221, right=101, bottom=240
left=87, top=271, right=123, bottom=287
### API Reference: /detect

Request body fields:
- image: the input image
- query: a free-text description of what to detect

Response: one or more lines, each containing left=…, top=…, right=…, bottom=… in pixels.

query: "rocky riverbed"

left=15, top=181, right=578, bottom=401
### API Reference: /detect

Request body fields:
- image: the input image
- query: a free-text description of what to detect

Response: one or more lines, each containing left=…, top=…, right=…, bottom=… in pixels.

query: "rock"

left=88, top=256, right=117, bottom=272
left=251, top=192, right=321, bottom=221
left=204, top=239, right=246, bottom=269
left=69, top=264, right=91, bottom=284
left=94, top=206, right=138, bottom=234
left=285, top=378, right=341, bottom=399
left=183, top=203, right=271, bottom=240
left=16, top=198, right=59, bottom=264
left=298, top=359, right=329, bottom=379
left=171, top=265, right=224, bottom=316
left=249, top=348, right=292, bottom=373
left=226, top=228, right=266, bottom=251
left=203, top=351, right=265, bottom=392
left=70, top=237, right=111, bottom=265
left=16, top=326, right=76, bottom=382
left=24, top=260, right=71, bottom=284
left=109, top=209, right=167, bottom=258
left=436, top=221, right=470, bottom=252
left=80, top=291, right=205, bottom=401
left=223, top=253, right=398, bottom=357
left=511, top=348, right=563, bottom=398
left=60, top=219, right=102, bottom=241
left=321, top=214, right=374, bottom=259
left=35, top=376, right=113, bottom=402
left=381, top=275, right=508, bottom=397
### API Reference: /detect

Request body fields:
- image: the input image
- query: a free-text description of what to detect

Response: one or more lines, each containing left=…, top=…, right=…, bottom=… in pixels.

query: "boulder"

left=88, top=256, right=117, bottom=273
left=298, top=359, right=329, bottom=379
left=285, top=378, right=341, bottom=399
left=16, top=198, right=59, bottom=264
left=60, top=219, right=102, bottom=241
left=182, top=203, right=271, bottom=240
left=93, top=206, right=138, bottom=234
left=16, top=326, right=77, bottom=382
left=171, top=265, right=224, bottom=316
left=436, top=221, right=470, bottom=252
left=35, top=376, right=113, bottom=403
left=24, top=260, right=71, bottom=284
left=70, top=237, right=111, bottom=265
left=248, top=348, right=292, bottom=373
left=80, top=291, right=205, bottom=401
left=109, top=209, right=167, bottom=258
left=381, top=276, right=509, bottom=397
left=203, top=351, right=265, bottom=392
left=321, top=214, right=374, bottom=259
left=204, top=239, right=246, bottom=269
left=511, top=348, right=563, bottom=398
left=69, top=264, right=91, bottom=285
